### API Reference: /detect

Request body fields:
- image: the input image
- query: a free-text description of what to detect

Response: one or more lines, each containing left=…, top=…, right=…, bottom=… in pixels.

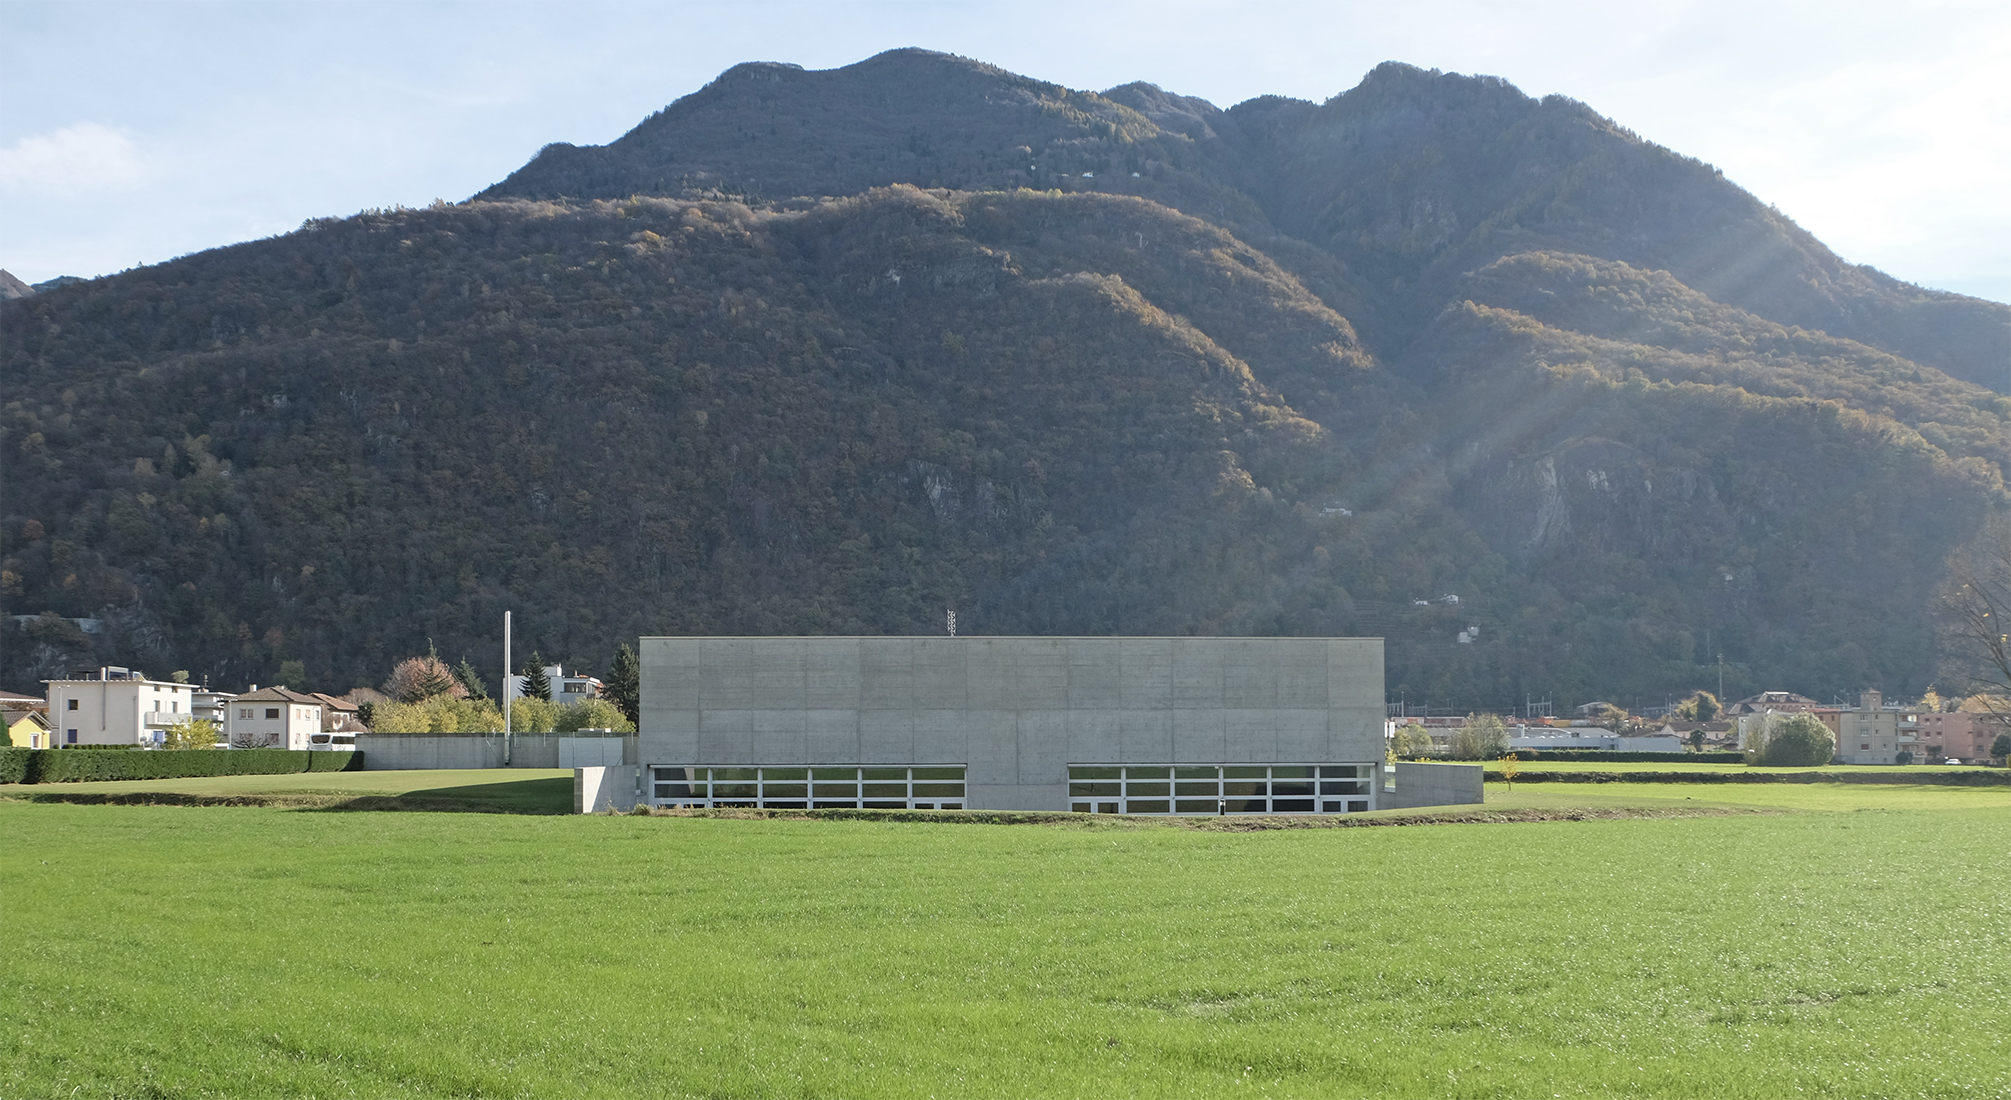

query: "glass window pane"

left=1072, top=802, right=1092, bottom=813
left=714, top=767, right=758, bottom=781
left=1319, top=765, right=1361, bottom=778
left=861, top=783, right=908, bottom=798
left=762, top=768, right=808, bottom=781
left=939, top=802, right=963, bottom=810
left=1223, top=781, right=1267, bottom=797
left=1272, top=781, right=1315, bottom=796
left=1068, top=782, right=1120, bottom=797
left=812, top=784, right=859, bottom=798
left=713, top=783, right=758, bottom=799
left=813, top=767, right=858, bottom=781
left=1175, top=781, right=1219, bottom=796
left=1223, top=766, right=1268, bottom=779
left=863, top=801, right=908, bottom=810
left=1124, top=766, right=1169, bottom=780
left=1125, top=781, right=1170, bottom=797
left=1321, top=781, right=1367, bottom=795
left=912, top=767, right=965, bottom=781
left=761, top=800, right=806, bottom=809
left=913, top=783, right=964, bottom=798
left=1322, top=800, right=1344, bottom=813
left=1174, top=799, right=1219, bottom=814
left=1348, top=800, right=1369, bottom=813
left=1125, top=800, right=1171, bottom=814
left=1070, top=766, right=1122, bottom=780
left=1224, top=799, right=1268, bottom=814
left=1174, top=766, right=1220, bottom=779
left=812, top=800, right=858, bottom=809
left=762, top=783, right=808, bottom=798
left=1273, top=798, right=1315, bottom=812
left=862, top=768, right=906, bottom=781
left=1271, top=765, right=1315, bottom=778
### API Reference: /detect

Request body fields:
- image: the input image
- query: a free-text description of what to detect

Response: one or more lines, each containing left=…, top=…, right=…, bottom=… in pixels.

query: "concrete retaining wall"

left=354, top=732, right=635, bottom=770
left=1382, top=761, right=1485, bottom=808
left=575, top=765, right=643, bottom=813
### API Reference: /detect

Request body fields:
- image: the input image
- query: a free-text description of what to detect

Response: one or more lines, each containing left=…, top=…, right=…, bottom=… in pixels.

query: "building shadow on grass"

left=13, top=776, right=574, bottom=814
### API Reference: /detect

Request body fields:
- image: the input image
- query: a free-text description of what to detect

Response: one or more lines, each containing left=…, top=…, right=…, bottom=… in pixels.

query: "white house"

left=507, top=665, right=604, bottom=706
left=226, top=687, right=325, bottom=750
left=43, top=667, right=201, bottom=747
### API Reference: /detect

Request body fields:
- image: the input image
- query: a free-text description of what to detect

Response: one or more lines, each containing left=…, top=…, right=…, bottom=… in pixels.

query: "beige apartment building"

left=1814, top=690, right=1920, bottom=765
left=42, top=667, right=201, bottom=746
left=1913, top=710, right=2010, bottom=762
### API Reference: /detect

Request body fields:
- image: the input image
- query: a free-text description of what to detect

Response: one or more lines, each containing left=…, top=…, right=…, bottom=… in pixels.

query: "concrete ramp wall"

left=575, top=765, right=643, bottom=813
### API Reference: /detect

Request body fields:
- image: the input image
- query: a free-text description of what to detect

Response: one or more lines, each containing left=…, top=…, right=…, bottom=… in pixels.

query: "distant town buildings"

left=41, top=667, right=202, bottom=747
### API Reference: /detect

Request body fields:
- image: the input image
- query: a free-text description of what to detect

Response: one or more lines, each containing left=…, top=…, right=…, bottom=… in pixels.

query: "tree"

left=453, top=655, right=489, bottom=701
left=371, top=694, right=503, bottom=733
left=162, top=717, right=218, bottom=750
left=1749, top=713, right=1834, bottom=767
left=1992, top=733, right=2011, bottom=761
left=1940, top=515, right=2011, bottom=720
left=1392, top=722, right=1432, bottom=758
left=277, top=659, right=306, bottom=689
left=522, top=652, right=553, bottom=702
left=604, top=643, right=640, bottom=726
left=508, top=696, right=560, bottom=733
left=557, top=698, right=635, bottom=733
left=385, top=647, right=465, bottom=704
left=1688, top=728, right=1706, bottom=752
left=1451, top=712, right=1509, bottom=760
left=1675, top=691, right=1720, bottom=723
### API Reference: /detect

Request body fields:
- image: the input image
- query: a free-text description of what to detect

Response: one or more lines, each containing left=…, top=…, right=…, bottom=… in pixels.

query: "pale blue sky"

left=3, top=0, right=2006, bottom=304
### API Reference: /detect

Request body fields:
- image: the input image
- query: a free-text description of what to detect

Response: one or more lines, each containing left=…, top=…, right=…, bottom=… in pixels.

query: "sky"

left=3, top=0, right=2008, bottom=304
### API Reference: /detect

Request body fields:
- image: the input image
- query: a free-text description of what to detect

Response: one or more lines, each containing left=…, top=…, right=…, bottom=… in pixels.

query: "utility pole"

left=503, top=610, right=513, bottom=767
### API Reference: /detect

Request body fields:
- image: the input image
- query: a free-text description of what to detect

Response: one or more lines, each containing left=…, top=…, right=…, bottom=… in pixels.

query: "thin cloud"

left=0, top=122, right=145, bottom=194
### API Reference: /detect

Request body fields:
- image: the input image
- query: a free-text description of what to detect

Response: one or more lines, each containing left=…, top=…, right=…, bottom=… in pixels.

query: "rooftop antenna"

left=946, top=609, right=957, bottom=638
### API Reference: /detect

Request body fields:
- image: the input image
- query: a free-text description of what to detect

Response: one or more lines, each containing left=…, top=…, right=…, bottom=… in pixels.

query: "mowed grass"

left=0, top=768, right=574, bottom=813
left=4, top=786, right=2010, bottom=1098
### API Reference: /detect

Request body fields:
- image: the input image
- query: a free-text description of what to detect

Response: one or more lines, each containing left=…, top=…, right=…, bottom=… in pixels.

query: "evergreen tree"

left=453, top=655, right=489, bottom=701
left=605, top=643, right=641, bottom=726
left=523, top=652, right=553, bottom=702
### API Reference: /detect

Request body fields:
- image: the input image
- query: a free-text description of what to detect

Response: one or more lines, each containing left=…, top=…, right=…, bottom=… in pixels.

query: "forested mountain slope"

left=4, top=51, right=2006, bottom=712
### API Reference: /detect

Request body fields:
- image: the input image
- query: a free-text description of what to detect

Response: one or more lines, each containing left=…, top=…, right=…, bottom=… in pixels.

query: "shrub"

left=1450, top=713, right=1509, bottom=760
left=373, top=694, right=503, bottom=733
left=0, top=747, right=37, bottom=784
left=28, top=748, right=362, bottom=783
left=1752, top=714, right=1835, bottom=767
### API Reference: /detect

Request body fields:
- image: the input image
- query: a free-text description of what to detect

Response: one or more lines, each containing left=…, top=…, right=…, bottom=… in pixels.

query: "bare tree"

left=1941, top=515, right=2011, bottom=718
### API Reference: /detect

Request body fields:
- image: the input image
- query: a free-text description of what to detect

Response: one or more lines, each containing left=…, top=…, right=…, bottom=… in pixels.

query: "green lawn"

left=1492, top=758, right=2002, bottom=774
left=0, top=768, right=574, bottom=813
left=4, top=784, right=2008, bottom=1097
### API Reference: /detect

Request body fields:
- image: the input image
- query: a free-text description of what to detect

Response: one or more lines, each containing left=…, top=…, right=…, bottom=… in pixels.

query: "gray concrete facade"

left=638, top=637, right=1387, bottom=811
left=354, top=731, right=634, bottom=770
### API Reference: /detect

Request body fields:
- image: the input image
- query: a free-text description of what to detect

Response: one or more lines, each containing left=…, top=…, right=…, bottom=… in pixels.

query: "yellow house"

left=6, top=708, right=52, bottom=748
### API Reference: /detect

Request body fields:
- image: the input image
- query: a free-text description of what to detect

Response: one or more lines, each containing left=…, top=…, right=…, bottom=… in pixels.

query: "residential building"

left=1725, top=691, right=1823, bottom=717
left=7, top=708, right=52, bottom=748
left=42, top=667, right=201, bottom=746
left=226, top=687, right=326, bottom=750
left=1812, top=690, right=1919, bottom=765
left=638, top=636, right=1473, bottom=814
left=1507, top=728, right=1684, bottom=753
left=508, top=665, right=603, bottom=706
left=1913, top=710, right=2010, bottom=762
left=307, top=693, right=367, bottom=750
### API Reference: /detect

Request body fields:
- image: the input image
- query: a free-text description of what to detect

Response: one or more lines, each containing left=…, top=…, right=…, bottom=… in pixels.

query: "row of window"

left=652, top=766, right=967, bottom=810
left=1069, top=764, right=1374, bottom=814
left=646, top=763, right=1378, bottom=815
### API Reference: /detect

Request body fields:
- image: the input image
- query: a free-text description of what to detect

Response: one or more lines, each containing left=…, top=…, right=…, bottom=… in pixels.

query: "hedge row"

left=1484, top=768, right=2011, bottom=786
left=0, top=748, right=362, bottom=785
left=1508, top=750, right=1747, bottom=763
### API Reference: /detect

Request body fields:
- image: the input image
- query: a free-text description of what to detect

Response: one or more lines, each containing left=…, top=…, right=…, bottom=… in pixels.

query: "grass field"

left=4, top=775, right=2009, bottom=1098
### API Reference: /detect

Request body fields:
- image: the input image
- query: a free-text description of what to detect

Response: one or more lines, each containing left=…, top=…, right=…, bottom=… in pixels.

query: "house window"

left=66, top=729, right=78, bottom=744
left=265, top=708, right=280, bottom=720
left=239, top=708, right=252, bottom=720
left=67, top=699, right=79, bottom=711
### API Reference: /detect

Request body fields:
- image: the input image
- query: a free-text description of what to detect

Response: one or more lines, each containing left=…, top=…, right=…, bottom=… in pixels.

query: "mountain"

left=0, top=271, right=31, bottom=301
left=3, top=50, right=2006, bottom=712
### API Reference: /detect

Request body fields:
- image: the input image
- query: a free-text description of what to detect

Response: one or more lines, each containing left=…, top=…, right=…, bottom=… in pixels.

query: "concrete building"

left=43, top=667, right=201, bottom=746
left=1506, top=728, right=1684, bottom=753
left=226, top=687, right=327, bottom=750
left=638, top=636, right=1472, bottom=815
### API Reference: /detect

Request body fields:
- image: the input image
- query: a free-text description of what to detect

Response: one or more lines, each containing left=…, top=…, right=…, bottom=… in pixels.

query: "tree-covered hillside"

left=3, top=51, right=2006, bottom=712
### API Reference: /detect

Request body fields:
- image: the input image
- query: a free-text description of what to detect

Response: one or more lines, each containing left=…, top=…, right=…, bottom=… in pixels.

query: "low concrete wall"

left=355, top=732, right=635, bottom=770
left=1382, top=761, right=1485, bottom=809
left=575, top=765, right=643, bottom=813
